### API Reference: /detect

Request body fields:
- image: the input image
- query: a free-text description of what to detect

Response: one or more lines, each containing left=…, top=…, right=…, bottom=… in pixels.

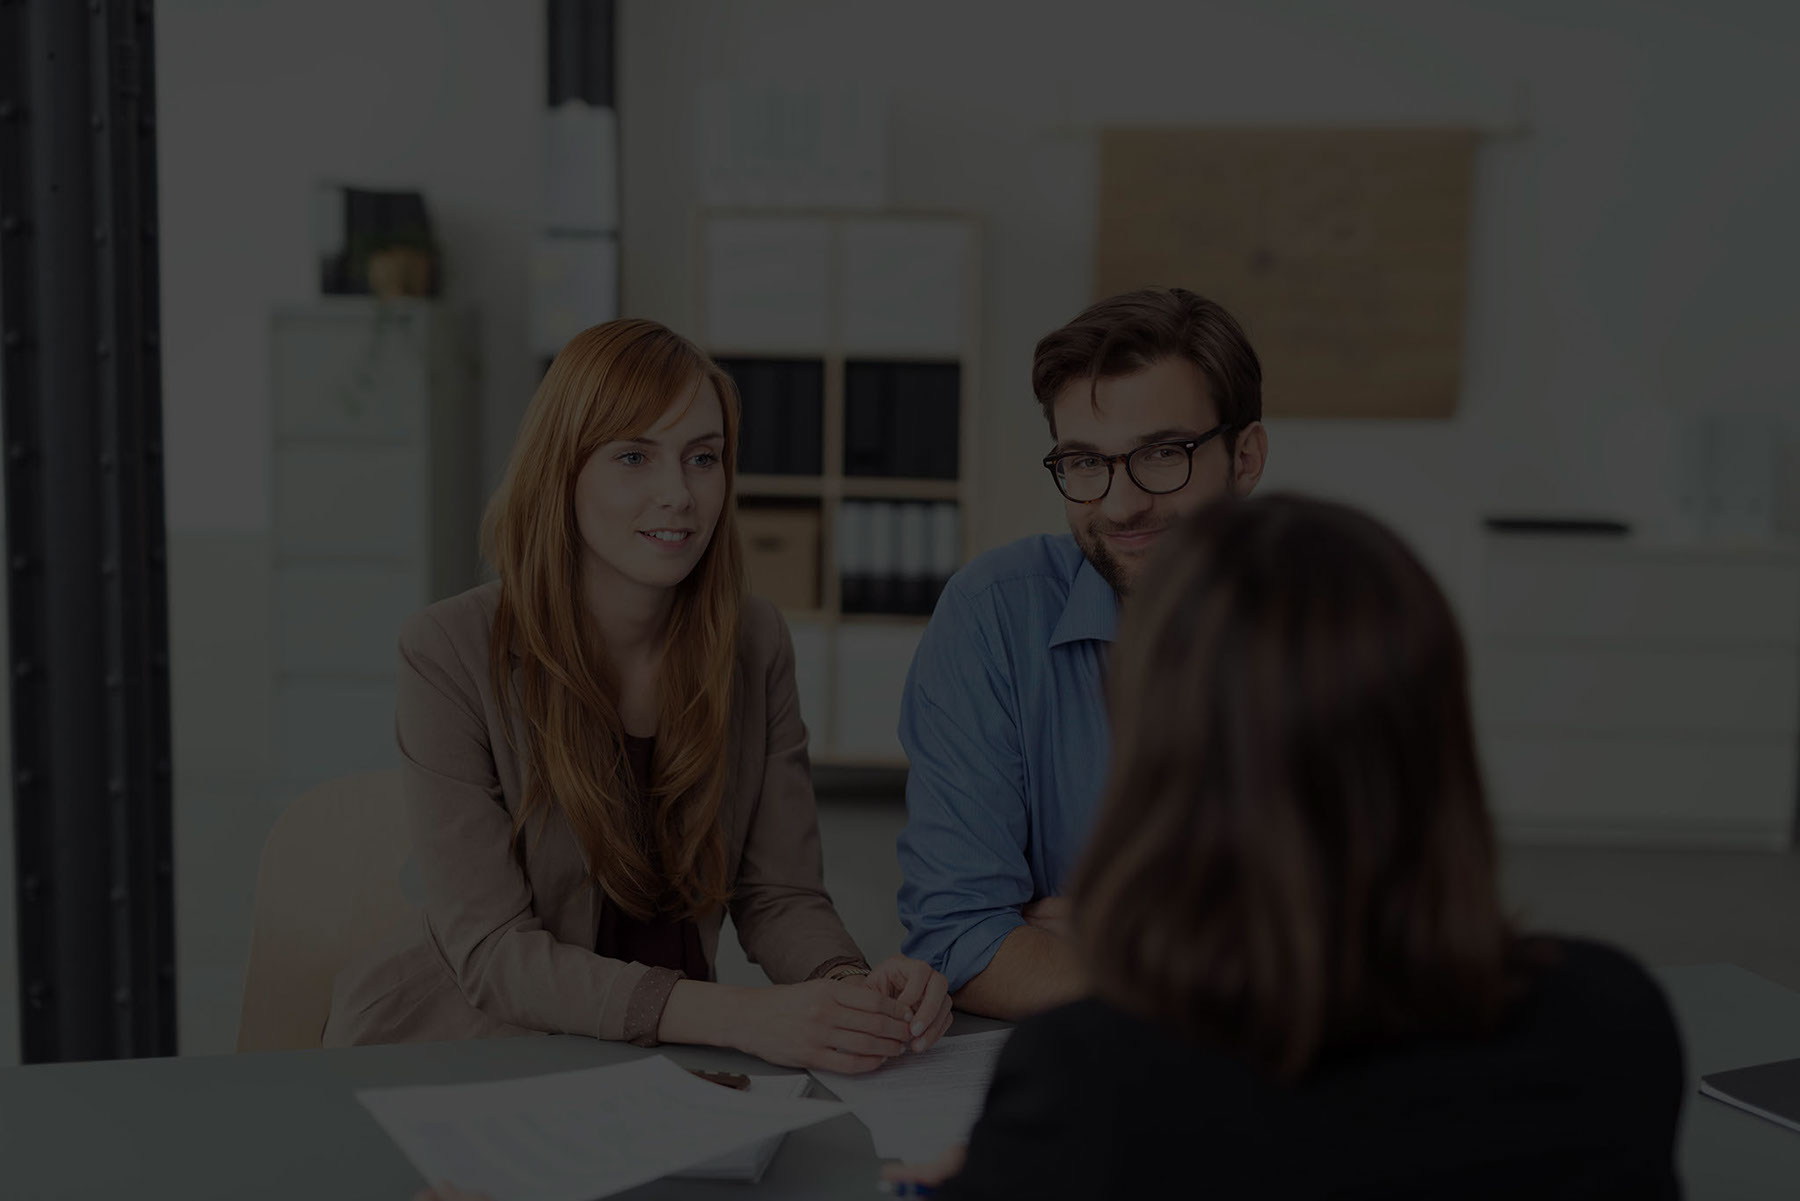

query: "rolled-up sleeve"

left=896, top=582, right=1033, bottom=992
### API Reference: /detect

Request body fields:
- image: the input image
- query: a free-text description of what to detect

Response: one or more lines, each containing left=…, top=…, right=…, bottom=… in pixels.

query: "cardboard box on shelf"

left=738, top=505, right=822, bottom=611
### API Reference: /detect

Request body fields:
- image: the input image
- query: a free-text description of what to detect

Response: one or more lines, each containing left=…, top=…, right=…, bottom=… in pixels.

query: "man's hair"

left=1031, top=287, right=1263, bottom=441
left=1073, top=493, right=1525, bottom=1079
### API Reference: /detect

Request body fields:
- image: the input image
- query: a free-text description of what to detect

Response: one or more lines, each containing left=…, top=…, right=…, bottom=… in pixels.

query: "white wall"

left=157, top=0, right=544, bottom=535
left=619, top=0, right=1800, bottom=619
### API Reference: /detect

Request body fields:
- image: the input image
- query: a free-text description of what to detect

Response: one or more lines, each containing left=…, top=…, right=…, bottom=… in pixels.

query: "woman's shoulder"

left=736, top=593, right=790, bottom=669
left=1517, top=935, right=1683, bottom=1061
left=399, top=580, right=502, bottom=666
left=1527, top=935, right=1672, bottom=1014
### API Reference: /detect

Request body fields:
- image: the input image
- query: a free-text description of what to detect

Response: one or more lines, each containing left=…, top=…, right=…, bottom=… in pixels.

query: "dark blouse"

left=942, top=937, right=1684, bottom=1200
left=592, top=734, right=710, bottom=983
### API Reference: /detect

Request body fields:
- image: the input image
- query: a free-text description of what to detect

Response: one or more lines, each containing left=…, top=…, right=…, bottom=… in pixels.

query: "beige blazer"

left=321, top=583, right=866, bottom=1048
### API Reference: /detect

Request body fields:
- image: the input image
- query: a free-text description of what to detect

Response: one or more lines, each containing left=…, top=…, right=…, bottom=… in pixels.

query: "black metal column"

left=1, top=0, right=176, bottom=1062
left=547, top=0, right=615, bottom=110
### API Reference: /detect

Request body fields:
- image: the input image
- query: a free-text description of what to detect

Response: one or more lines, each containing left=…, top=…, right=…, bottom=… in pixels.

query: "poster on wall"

left=1095, top=126, right=1479, bottom=419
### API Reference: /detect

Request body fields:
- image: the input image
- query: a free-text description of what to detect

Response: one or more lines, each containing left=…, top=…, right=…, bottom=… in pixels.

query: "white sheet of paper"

left=674, top=1072, right=813, bottom=1181
left=357, top=1055, right=846, bottom=1201
left=810, top=1029, right=1012, bottom=1162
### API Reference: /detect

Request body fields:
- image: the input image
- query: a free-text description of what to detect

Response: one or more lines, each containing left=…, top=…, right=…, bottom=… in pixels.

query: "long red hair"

left=481, top=319, right=746, bottom=921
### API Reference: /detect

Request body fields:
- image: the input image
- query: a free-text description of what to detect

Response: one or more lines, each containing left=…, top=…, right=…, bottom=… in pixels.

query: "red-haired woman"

left=325, top=319, right=950, bottom=1070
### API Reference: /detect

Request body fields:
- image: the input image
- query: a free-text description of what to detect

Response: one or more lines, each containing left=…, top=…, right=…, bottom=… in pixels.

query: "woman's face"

left=574, top=379, right=729, bottom=600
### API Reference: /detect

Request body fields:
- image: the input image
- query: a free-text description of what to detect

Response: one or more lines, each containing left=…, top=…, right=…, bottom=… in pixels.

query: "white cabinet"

left=700, top=210, right=979, bottom=769
left=1473, top=536, right=1800, bottom=847
left=269, top=300, right=479, bottom=801
left=832, top=624, right=926, bottom=763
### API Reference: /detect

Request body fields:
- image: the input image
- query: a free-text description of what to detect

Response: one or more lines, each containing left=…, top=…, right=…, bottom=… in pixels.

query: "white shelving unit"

left=269, top=299, right=480, bottom=801
left=1473, top=534, right=1800, bottom=847
left=696, top=209, right=980, bottom=768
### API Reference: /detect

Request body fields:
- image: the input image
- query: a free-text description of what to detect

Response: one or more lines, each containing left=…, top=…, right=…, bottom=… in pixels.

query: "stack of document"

left=810, top=1029, right=1012, bottom=1162
left=678, top=1072, right=816, bottom=1182
left=357, top=1056, right=843, bottom=1201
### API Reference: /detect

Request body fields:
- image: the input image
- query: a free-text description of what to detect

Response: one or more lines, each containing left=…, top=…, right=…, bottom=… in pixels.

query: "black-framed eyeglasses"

left=1042, top=423, right=1233, bottom=504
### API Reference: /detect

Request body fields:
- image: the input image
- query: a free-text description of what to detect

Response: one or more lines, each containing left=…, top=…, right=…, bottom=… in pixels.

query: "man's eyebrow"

left=1052, top=428, right=1202, bottom=455
left=1135, top=427, right=1203, bottom=444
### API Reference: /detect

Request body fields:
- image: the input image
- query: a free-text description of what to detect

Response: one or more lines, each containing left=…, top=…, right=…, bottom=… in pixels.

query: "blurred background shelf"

left=701, top=209, right=979, bottom=768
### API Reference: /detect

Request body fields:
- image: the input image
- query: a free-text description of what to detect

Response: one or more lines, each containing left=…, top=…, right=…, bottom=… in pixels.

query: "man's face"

left=1049, top=357, right=1261, bottom=597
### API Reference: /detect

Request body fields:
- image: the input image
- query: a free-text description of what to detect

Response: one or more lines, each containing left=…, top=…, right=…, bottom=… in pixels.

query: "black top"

left=591, top=735, right=708, bottom=980
left=943, top=938, right=1685, bottom=1200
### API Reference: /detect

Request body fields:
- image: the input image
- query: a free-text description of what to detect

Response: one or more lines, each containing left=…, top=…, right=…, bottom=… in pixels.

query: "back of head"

left=1073, top=493, right=1515, bottom=1077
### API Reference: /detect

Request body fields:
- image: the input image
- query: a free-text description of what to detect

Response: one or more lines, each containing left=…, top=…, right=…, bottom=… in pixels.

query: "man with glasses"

left=895, top=288, right=1270, bottom=1020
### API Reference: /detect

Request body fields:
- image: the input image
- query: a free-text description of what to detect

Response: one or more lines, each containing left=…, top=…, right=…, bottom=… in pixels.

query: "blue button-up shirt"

left=895, top=533, right=1116, bottom=991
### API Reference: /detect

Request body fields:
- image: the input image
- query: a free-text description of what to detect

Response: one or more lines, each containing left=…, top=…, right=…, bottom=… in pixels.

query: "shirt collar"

left=1048, top=555, right=1119, bottom=649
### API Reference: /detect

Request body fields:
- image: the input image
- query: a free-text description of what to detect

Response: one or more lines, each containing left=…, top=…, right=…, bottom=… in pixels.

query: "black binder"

left=717, top=358, right=823, bottom=475
left=845, top=361, right=959, bottom=478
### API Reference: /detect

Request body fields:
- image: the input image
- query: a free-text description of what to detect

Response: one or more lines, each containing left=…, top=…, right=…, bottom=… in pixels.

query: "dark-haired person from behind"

left=893, top=494, right=1684, bottom=1200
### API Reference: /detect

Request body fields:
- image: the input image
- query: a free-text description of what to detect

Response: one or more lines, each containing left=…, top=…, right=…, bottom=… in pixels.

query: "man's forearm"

left=950, top=924, right=1087, bottom=1021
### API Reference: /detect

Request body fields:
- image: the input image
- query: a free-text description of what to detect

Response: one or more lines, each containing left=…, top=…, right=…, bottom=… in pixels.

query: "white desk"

left=0, top=1014, right=1005, bottom=1201
left=0, top=971, right=1795, bottom=1198
left=1657, top=963, right=1800, bottom=1195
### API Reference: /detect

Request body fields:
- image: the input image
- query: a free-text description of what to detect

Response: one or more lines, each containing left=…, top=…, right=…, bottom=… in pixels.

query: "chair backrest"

left=236, top=770, right=417, bottom=1053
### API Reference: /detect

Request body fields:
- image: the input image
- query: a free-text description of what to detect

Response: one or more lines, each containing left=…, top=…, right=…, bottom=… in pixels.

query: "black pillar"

left=547, top=0, right=615, bottom=107
left=0, top=0, right=177, bottom=1062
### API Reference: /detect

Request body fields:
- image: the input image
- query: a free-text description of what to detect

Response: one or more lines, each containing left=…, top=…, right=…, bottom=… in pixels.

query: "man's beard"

left=1074, top=520, right=1156, bottom=597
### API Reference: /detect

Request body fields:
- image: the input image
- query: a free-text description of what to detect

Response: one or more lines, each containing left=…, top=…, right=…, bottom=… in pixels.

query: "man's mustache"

left=1089, top=520, right=1166, bottom=538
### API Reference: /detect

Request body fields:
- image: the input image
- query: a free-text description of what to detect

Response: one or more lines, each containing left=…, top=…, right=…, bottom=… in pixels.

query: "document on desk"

left=357, top=1055, right=846, bottom=1201
left=810, top=1029, right=1012, bottom=1162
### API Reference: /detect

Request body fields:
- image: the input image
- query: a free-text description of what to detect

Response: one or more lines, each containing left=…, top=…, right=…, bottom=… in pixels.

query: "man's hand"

left=1021, top=895, right=1072, bottom=939
left=880, top=1143, right=967, bottom=1190
left=862, top=955, right=955, bottom=1053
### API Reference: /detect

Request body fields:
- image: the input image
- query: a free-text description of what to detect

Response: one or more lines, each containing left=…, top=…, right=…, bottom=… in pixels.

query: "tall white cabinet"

left=269, top=300, right=480, bottom=802
left=696, top=210, right=980, bottom=768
